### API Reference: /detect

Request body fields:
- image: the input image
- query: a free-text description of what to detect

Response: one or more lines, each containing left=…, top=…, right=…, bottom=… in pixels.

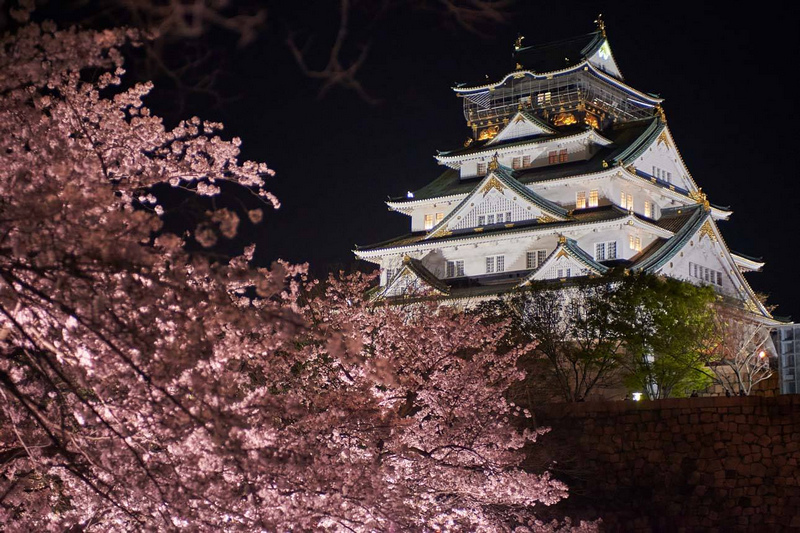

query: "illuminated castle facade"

left=355, top=20, right=773, bottom=322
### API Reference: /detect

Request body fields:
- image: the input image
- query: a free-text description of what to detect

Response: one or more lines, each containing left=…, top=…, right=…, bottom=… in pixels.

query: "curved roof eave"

left=452, top=62, right=663, bottom=105
left=436, top=129, right=611, bottom=163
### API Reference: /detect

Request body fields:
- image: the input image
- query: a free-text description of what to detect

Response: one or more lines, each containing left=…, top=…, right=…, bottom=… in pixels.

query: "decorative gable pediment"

left=519, top=237, right=608, bottom=285
left=644, top=214, right=772, bottom=319
left=487, top=110, right=555, bottom=145
left=586, top=39, right=623, bottom=80
left=426, top=164, right=568, bottom=240
left=630, top=125, right=697, bottom=195
left=382, top=256, right=449, bottom=298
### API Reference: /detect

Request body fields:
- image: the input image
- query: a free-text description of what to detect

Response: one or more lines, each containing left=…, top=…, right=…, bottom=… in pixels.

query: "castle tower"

left=355, top=21, right=773, bottom=321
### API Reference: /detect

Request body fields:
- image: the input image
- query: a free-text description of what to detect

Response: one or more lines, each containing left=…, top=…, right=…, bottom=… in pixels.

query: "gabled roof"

left=381, top=256, right=449, bottom=298
left=513, top=30, right=606, bottom=74
left=632, top=205, right=706, bottom=273
left=436, top=126, right=603, bottom=163
left=519, top=236, right=608, bottom=285
left=356, top=205, right=631, bottom=256
left=395, top=119, right=656, bottom=204
left=486, top=109, right=556, bottom=144
left=425, top=163, right=568, bottom=240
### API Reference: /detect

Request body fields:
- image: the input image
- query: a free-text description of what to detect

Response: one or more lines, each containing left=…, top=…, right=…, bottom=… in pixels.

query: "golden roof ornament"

left=595, top=14, right=606, bottom=37
left=655, top=104, right=667, bottom=122
left=689, top=188, right=711, bottom=210
left=488, top=153, right=500, bottom=171
left=514, top=34, right=525, bottom=51
left=558, top=235, right=567, bottom=244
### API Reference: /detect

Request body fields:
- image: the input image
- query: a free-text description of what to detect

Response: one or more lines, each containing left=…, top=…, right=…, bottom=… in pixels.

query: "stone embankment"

left=533, top=395, right=800, bottom=532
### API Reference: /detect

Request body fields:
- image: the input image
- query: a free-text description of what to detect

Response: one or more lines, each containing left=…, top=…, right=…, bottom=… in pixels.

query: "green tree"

left=614, top=273, right=717, bottom=399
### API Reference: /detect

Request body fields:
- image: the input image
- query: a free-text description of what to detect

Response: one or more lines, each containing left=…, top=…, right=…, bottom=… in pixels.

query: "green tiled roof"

left=513, top=31, right=604, bottom=74
left=357, top=205, right=629, bottom=252
left=399, top=119, right=657, bottom=202
left=632, top=205, right=706, bottom=273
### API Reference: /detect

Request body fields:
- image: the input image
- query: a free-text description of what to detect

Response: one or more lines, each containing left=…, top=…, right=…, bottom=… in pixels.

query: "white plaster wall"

left=634, top=135, right=693, bottom=192
left=658, top=234, right=741, bottom=299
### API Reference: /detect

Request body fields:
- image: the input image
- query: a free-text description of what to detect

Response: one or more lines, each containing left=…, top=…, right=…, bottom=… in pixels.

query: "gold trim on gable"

left=698, top=220, right=717, bottom=242
left=480, top=175, right=506, bottom=196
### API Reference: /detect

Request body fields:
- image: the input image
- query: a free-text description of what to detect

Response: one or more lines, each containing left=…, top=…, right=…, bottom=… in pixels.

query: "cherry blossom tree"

left=0, top=21, right=593, bottom=531
left=709, top=305, right=775, bottom=396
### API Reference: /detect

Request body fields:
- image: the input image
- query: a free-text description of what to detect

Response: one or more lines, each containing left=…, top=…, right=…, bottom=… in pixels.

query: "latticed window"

left=485, top=255, right=504, bottom=274
left=424, top=214, right=434, bottom=230
left=689, top=262, right=723, bottom=286
left=595, top=242, right=606, bottom=261
left=548, top=151, right=558, bottom=164
left=435, top=212, right=444, bottom=224
left=446, top=260, right=465, bottom=278
left=589, top=190, right=599, bottom=208
left=478, top=215, right=485, bottom=226
left=620, top=192, right=634, bottom=210
left=512, top=157, right=522, bottom=169
left=629, top=234, right=642, bottom=251
left=559, top=149, right=568, bottom=163
left=576, top=191, right=586, bottom=209
left=477, top=162, right=487, bottom=175
left=527, top=249, right=547, bottom=269
left=644, top=201, right=653, bottom=218
left=523, top=155, right=532, bottom=167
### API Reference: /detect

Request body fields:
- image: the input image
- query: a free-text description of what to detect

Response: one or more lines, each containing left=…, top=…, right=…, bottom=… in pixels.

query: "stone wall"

left=532, top=395, right=800, bottom=532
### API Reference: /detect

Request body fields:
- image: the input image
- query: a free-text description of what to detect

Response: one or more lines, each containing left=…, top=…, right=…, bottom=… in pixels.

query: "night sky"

left=59, top=2, right=800, bottom=318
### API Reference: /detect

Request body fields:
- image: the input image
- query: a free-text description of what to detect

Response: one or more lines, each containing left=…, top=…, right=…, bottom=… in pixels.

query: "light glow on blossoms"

left=0, top=19, right=595, bottom=533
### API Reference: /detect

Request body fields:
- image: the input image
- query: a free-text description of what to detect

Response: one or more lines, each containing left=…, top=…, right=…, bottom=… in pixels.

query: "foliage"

left=0, top=22, right=594, bottom=531
left=709, top=304, right=775, bottom=396
left=483, top=278, right=626, bottom=403
left=613, top=273, right=717, bottom=399
left=482, top=272, right=719, bottom=402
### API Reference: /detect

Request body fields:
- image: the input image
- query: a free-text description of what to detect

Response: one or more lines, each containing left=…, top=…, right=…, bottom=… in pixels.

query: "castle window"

left=537, top=91, right=552, bottom=106
left=589, top=190, right=599, bottom=208
left=435, top=212, right=444, bottom=224
left=652, top=166, right=672, bottom=183
left=629, top=235, right=642, bottom=251
left=512, top=157, right=522, bottom=169
left=621, top=192, right=634, bottom=210
left=496, top=213, right=504, bottom=223
left=446, top=260, right=465, bottom=278
left=527, top=249, right=547, bottom=269
left=644, top=201, right=653, bottom=218
left=486, top=214, right=495, bottom=225
left=523, top=155, right=532, bottom=167
left=595, top=241, right=617, bottom=261
left=424, top=214, right=434, bottom=230
left=576, top=191, right=587, bottom=209
left=478, top=215, right=485, bottom=226
left=385, top=268, right=397, bottom=283
left=477, top=162, right=487, bottom=176
left=559, top=149, right=568, bottom=163
left=548, top=151, right=558, bottom=164
left=486, top=255, right=505, bottom=274
left=689, top=262, right=722, bottom=286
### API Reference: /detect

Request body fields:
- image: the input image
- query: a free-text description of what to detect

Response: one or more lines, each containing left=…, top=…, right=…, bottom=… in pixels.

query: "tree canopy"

left=0, top=21, right=595, bottom=532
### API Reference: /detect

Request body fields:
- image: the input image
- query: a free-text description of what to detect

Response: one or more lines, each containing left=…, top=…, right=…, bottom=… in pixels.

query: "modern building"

left=773, top=325, right=800, bottom=394
left=354, top=20, right=773, bottom=323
